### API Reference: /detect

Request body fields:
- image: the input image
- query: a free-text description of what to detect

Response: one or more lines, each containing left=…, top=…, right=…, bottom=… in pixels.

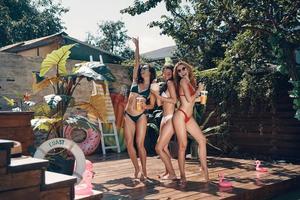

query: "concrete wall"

left=0, top=52, right=130, bottom=110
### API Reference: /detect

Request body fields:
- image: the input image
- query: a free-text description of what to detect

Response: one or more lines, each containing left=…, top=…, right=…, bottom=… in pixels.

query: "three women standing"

left=123, top=38, right=209, bottom=184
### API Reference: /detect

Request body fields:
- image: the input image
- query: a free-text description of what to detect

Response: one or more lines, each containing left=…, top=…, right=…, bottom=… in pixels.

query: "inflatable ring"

left=64, top=126, right=100, bottom=156
left=34, top=138, right=85, bottom=183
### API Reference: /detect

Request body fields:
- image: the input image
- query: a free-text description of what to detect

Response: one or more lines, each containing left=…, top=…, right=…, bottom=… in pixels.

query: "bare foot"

left=158, top=171, right=168, bottom=179
left=178, top=177, right=187, bottom=187
left=140, top=173, right=145, bottom=181
left=142, top=169, right=147, bottom=180
left=134, top=170, right=142, bottom=180
left=161, top=174, right=177, bottom=181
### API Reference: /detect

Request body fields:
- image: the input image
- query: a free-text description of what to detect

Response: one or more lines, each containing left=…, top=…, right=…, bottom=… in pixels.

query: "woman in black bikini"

left=173, top=61, right=209, bottom=185
left=124, top=37, right=156, bottom=180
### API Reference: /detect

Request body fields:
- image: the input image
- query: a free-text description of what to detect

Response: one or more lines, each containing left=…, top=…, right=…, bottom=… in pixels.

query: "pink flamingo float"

left=218, top=173, right=232, bottom=188
left=75, top=160, right=94, bottom=196
left=255, top=160, right=268, bottom=172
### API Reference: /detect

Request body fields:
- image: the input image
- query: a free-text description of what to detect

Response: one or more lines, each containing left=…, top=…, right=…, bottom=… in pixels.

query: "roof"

left=0, top=32, right=125, bottom=63
left=142, top=45, right=177, bottom=61
left=0, top=32, right=65, bottom=52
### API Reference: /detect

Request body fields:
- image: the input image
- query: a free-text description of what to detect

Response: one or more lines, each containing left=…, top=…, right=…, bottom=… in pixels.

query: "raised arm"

left=132, top=37, right=140, bottom=82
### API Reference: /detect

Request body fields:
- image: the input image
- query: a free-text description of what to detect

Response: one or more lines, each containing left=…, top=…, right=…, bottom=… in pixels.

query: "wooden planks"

left=0, top=112, right=34, bottom=155
left=0, top=170, right=42, bottom=192
left=0, top=186, right=40, bottom=200
left=40, top=187, right=73, bottom=200
left=204, top=88, right=300, bottom=159
left=88, top=153, right=300, bottom=200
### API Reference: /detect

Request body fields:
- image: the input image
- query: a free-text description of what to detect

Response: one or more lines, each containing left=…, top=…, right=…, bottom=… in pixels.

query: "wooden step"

left=40, top=171, right=77, bottom=200
left=75, top=190, right=103, bottom=200
left=0, top=169, right=43, bottom=192
left=0, top=156, right=48, bottom=192
left=0, top=186, right=40, bottom=200
left=9, top=156, right=49, bottom=173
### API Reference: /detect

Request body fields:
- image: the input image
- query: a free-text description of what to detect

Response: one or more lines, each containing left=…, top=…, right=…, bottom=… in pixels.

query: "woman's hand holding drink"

left=197, top=82, right=208, bottom=105
left=136, top=96, right=146, bottom=112
left=200, top=91, right=208, bottom=105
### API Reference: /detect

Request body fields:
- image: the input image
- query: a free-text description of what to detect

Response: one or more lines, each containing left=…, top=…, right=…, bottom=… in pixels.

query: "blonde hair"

left=173, top=61, right=196, bottom=93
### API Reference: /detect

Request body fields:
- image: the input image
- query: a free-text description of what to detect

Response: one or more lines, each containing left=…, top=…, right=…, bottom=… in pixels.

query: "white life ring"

left=34, top=138, right=85, bottom=183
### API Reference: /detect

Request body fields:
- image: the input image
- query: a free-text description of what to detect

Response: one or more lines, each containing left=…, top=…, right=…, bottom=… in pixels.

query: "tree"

left=0, top=0, right=68, bottom=47
left=86, top=20, right=134, bottom=59
left=121, top=0, right=300, bottom=119
left=122, top=0, right=300, bottom=69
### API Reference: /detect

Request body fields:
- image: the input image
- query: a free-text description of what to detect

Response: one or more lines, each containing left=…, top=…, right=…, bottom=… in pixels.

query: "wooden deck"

left=88, top=153, right=300, bottom=200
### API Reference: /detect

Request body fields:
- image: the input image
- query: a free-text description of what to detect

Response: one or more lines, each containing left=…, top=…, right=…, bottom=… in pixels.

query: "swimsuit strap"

left=179, top=82, right=196, bottom=96
left=130, top=82, right=150, bottom=99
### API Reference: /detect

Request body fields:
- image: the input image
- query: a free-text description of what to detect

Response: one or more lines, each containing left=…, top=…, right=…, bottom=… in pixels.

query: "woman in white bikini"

left=152, top=59, right=177, bottom=180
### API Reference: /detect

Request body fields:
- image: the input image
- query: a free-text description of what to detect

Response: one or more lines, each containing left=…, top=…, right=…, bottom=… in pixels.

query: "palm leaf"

left=207, top=142, right=223, bottom=152
left=40, top=44, right=75, bottom=76
left=201, top=108, right=216, bottom=128
left=2, top=96, right=15, bottom=106
left=65, top=115, right=99, bottom=131
left=74, top=65, right=106, bottom=81
left=74, top=62, right=116, bottom=82
left=147, top=123, right=159, bottom=133
left=202, top=123, right=224, bottom=134
left=31, top=117, right=61, bottom=131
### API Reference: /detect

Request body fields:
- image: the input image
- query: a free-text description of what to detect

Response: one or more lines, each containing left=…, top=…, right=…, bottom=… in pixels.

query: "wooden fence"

left=206, top=90, right=300, bottom=159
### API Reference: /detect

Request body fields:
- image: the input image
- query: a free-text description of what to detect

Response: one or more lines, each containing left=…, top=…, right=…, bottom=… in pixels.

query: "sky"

left=59, top=0, right=176, bottom=53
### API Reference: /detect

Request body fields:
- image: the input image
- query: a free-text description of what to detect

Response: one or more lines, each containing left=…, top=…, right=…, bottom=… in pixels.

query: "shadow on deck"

left=87, top=153, right=300, bottom=200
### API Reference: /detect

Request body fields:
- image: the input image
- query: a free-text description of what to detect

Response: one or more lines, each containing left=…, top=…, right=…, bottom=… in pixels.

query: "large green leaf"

left=40, top=44, right=75, bottom=76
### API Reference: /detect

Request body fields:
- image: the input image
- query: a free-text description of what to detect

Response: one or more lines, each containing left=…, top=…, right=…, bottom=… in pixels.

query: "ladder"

left=92, top=82, right=120, bottom=155
left=90, top=55, right=121, bottom=155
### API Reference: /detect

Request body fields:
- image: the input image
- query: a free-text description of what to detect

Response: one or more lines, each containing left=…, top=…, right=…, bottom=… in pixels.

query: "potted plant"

left=30, top=44, right=116, bottom=174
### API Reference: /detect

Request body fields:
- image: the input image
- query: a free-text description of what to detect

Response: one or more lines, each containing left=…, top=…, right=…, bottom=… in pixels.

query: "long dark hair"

left=163, top=65, right=174, bottom=81
left=137, top=64, right=156, bottom=84
left=160, top=65, right=174, bottom=94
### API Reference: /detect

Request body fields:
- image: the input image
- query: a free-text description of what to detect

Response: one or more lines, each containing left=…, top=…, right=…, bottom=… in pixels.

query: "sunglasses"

left=141, top=65, right=149, bottom=71
left=177, top=67, right=186, bottom=73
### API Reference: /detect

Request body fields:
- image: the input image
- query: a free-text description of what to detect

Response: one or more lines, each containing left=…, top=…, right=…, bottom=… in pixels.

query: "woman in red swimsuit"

left=173, top=61, right=209, bottom=185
